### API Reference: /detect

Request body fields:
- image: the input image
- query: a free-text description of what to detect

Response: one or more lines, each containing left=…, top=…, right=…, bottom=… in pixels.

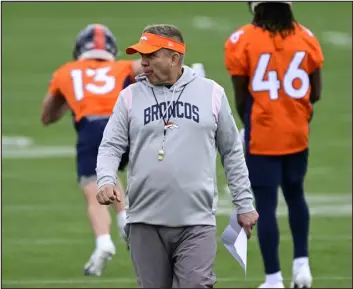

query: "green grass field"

left=2, top=2, right=352, bottom=288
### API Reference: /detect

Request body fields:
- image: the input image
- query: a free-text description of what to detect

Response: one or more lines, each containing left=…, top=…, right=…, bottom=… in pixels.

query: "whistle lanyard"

left=151, top=86, right=186, bottom=161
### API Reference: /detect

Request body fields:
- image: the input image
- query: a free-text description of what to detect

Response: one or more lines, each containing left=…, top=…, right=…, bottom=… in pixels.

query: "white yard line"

left=2, top=137, right=352, bottom=218
left=322, top=31, right=352, bottom=49
left=2, top=146, right=75, bottom=159
left=223, top=185, right=352, bottom=202
left=191, top=17, right=352, bottom=52
left=2, top=275, right=351, bottom=286
left=3, top=234, right=351, bottom=247
left=2, top=191, right=352, bottom=217
left=2, top=136, right=33, bottom=147
left=221, top=185, right=352, bottom=216
left=2, top=136, right=75, bottom=159
left=191, top=16, right=233, bottom=33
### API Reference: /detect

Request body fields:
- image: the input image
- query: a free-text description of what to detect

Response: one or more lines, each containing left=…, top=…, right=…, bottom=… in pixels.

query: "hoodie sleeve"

left=214, top=83, right=255, bottom=214
left=96, top=88, right=130, bottom=189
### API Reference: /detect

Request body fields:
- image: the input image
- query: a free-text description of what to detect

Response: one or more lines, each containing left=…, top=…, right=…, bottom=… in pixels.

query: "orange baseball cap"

left=126, top=33, right=186, bottom=55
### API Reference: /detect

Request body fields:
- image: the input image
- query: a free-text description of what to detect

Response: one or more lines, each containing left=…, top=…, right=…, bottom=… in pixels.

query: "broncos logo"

left=165, top=122, right=179, bottom=130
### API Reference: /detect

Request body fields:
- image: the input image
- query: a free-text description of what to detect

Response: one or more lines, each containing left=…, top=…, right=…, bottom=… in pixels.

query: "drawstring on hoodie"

left=151, top=85, right=187, bottom=161
left=162, top=86, right=176, bottom=120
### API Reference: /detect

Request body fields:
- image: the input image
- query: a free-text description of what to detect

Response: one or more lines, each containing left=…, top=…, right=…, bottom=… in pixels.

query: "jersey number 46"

left=252, top=52, right=310, bottom=100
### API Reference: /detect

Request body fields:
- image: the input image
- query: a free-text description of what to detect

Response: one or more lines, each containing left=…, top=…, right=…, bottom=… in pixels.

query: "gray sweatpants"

left=125, top=223, right=217, bottom=288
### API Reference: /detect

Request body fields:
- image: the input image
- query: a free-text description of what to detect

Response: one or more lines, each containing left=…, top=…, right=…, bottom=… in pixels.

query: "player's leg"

left=79, top=176, right=116, bottom=276
left=110, top=176, right=127, bottom=241
left=246, top=153, right=285, bottom=288
left=110, top=150, right=129, bottom=242
left=281, top=149, right=312, bottom=288
left=82, top=178, right=113, bottom=239
left=76, top=119, right=116, bottom=276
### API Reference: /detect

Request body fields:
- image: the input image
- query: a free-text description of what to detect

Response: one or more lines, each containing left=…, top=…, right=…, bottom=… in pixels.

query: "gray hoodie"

left=96, top=66, right=255, bottom=227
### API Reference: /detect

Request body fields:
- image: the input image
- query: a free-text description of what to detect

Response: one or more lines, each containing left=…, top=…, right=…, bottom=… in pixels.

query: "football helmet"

left=73, top=24, right=117, bottom=61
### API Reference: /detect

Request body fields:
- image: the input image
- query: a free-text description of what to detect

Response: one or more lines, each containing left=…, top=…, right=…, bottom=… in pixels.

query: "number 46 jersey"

left=48, top=59, right=134, bottom=122
left=224, top=23, right=324, bottom=155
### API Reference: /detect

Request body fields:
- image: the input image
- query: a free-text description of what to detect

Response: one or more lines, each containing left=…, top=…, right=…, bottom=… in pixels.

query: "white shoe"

left=118, top=223, right=130, bottom=251
left=83, top=243, right=116, bottom=276
left=258, top=282, right=285, bottom=288
left=119, top=224, right=127, bottom=243
left=291, top=265, right=312, bottom=288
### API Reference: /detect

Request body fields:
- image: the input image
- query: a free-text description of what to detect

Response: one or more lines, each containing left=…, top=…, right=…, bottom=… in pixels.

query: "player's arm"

left=224, top=30, right=248, bottom=125
left=309, top=69, right=322, bottom=104
left=41, top=92, right=68, bottom=126
left=306, top=28, right=324, bottom=105
left=231, top=75, right=249, bottom=125
left=42, top=68, right=69, bottom=126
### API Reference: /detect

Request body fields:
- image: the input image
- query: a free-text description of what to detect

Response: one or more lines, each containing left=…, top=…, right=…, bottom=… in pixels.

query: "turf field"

left=2, top=2, right=352, bottom=288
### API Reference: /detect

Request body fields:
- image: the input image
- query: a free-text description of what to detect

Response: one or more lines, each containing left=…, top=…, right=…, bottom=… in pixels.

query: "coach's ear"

left=171, top=52, right=182, bottom=67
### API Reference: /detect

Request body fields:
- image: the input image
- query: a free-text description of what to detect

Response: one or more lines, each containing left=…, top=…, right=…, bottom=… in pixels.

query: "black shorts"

left=75, top=117, right=129, bottom=184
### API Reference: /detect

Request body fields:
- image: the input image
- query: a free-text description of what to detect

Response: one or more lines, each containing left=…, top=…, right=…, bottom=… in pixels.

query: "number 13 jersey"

left=48, top=59, right=134, bottom=122
left=224, top=23, right=324, bottom=155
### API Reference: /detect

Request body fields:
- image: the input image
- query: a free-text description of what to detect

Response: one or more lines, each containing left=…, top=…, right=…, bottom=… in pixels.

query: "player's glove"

left=191, top=63, right=206, bottom=78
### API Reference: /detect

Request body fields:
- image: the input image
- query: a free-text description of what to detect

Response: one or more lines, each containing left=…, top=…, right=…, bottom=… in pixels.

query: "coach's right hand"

left=96, top=184, right=121, bottom=205
left=237, top=210, right=259, bottom=239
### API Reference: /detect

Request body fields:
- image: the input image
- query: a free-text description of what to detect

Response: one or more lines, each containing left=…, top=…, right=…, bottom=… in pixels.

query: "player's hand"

left=191, top=63, right=206, bottom=77
left=96, top=184, right=121, bottom=205
left=237, top=210, right=259, bottom=239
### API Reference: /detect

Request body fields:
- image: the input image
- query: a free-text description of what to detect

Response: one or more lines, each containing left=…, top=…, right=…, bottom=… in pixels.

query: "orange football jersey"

left=224, top=23, right=324, bottom=155
left=48, top=59, right=134, bottom=122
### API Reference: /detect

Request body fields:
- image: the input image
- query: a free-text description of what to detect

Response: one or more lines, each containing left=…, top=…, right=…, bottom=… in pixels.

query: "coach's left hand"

left=237, top=210, right=259, bottom=239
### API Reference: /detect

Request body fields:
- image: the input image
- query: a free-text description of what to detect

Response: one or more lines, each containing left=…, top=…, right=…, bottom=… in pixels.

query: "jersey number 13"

left=70, top=67, right=116, bottom=101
